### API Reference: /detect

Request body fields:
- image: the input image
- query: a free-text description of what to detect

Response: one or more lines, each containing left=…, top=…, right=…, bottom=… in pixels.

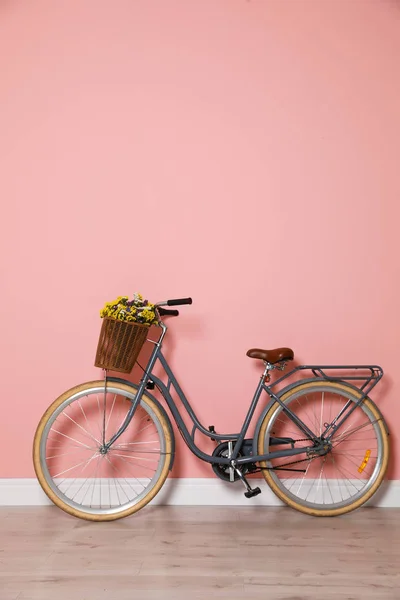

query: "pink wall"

left=1, top=0, right=399, bottom=479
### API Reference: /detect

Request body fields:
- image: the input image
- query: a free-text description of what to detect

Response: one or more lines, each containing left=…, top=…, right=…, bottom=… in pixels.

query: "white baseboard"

left=1, top=478, right=400, bottom=507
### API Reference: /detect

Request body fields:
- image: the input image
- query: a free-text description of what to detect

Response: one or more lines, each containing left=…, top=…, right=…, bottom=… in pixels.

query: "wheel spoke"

left=320, top=392, right=324, bottom=436
left=50, top=428, right=93, bottom=449
left=113, top=452, right=156, bottom=475
left=105, top=394, right=117, bottom=433
left=53, top=452, right=99, bottom=478
left=106, top=455, right=142, bottom=495
left=78, top=400, right=101, bottom=445
left=111, top=452, right=160, bottom=464
left=90, top=457, right=101, bottom=508
left=62, top=411, right=101, bottom=446
left=332, top=419, right=381, bottom=444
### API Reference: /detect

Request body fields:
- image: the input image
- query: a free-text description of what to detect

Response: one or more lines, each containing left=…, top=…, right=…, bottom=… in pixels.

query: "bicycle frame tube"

left=148, top=359, right=317, bottom=465
left=157, top=352, right=317, bottom=450
left=105, top=342, right=319, bottom=466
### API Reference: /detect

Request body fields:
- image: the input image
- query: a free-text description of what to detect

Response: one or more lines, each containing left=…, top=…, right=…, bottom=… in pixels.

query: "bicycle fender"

left=107, top=377, right=176, bottom=470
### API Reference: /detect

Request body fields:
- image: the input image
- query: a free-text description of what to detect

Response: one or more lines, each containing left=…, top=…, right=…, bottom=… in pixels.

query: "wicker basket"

left=95, top=317, right=149, bottom=373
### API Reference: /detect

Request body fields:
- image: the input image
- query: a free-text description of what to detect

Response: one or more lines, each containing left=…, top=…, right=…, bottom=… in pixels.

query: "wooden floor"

left=0, top=506, right=399, bottom=600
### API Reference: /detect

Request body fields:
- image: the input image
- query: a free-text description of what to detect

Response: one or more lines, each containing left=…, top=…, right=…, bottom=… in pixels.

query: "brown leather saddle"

left=246, top=347, right=294, bottom=364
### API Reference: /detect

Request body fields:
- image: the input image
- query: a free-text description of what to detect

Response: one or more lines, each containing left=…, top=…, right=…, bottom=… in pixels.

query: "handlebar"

left=167, top=297, right=192, bottom=306
left=158, top=308, right=179, bottom=317
left=155, top=297, right=192, bottom=320
left=156, top=297, right=192, bottom=307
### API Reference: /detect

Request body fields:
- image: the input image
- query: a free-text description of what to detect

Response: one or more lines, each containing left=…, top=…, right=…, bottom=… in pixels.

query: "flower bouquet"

left=95, top=293, right=157, bottom=373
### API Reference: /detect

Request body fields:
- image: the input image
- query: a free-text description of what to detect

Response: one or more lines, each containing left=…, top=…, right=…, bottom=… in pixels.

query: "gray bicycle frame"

left=105, top=322, right=383, bottom=468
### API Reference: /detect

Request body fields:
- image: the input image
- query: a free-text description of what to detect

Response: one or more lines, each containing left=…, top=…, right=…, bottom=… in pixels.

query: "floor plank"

left=0, top=506, right=399, bottom=600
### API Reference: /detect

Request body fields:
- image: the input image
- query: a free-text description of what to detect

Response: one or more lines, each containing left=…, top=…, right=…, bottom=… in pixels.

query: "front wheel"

left=257, top=380, right=389, bottom=516
left=33, top=380, right=173, bottom=521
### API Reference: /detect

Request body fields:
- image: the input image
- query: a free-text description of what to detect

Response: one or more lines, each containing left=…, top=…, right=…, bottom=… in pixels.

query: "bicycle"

left=33, top=297, right=390, bottom=520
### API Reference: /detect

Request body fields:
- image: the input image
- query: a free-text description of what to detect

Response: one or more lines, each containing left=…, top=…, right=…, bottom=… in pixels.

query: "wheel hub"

left=307, top=438, right=332, bottom=458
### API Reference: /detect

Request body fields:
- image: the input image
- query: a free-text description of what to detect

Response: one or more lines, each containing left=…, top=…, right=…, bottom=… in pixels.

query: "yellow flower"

left=100, top=293, right=156, bottom=323
left=140, top=308, right=156, bottom=323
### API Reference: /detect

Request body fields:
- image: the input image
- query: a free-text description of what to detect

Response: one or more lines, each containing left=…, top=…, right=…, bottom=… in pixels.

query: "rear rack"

left=269, top=364, right=383, bottom=398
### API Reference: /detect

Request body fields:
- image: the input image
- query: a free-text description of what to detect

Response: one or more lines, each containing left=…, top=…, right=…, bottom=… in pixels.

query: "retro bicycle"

left=33, top=297, right=389, bottom=520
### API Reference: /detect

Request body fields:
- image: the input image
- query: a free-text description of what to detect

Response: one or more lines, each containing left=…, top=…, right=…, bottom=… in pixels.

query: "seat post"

left=262, top=361, right=274, bottom=383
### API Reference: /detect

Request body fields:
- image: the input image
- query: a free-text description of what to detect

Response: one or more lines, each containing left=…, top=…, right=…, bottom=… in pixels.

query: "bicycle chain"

left=266, top=438, right=320, bottom=470
left=270, top=456, right=312, bottom=470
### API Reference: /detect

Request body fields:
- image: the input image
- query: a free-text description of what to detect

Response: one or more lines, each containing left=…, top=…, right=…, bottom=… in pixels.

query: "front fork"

left=103, top=379, right=147, bottom=450
left=102, top=323, right=167, bottom=451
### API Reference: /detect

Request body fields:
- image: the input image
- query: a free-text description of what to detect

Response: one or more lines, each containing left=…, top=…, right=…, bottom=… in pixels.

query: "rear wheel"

left=257, top=381, right=389, bottom=516
left=33, top=380, right=173, bottom=521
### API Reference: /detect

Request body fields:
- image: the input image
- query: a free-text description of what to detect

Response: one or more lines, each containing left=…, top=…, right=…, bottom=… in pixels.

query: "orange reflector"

left=358, top=449, right=371, bottom=473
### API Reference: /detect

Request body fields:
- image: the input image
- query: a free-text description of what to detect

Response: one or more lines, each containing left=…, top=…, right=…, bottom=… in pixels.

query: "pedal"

left=244, top=487, right=261, bottom=499
left=232, top=464, right=262, bottom=499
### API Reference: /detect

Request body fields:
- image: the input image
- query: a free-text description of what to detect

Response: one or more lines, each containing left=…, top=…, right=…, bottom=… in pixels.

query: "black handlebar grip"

left=158, top=308, right=179, bottom=317
left=167, top=297, right=193, bottom=306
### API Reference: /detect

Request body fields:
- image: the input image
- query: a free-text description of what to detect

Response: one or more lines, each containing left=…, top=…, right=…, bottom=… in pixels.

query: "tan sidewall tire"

left=33, top=380, right=173, bottom=521
left=257, top=381, right=390, bottom=517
